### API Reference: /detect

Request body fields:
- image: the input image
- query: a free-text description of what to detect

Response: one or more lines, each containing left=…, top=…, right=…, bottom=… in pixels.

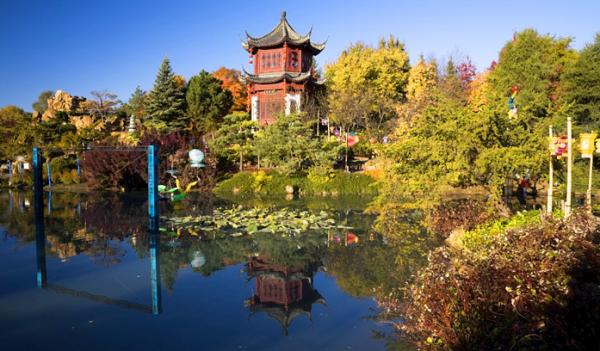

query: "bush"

left=82, top=132, right=216, bottom=191
left=214, top=170, right=378, bottom=196
left=426, top=199, right=492, bottom=239
left=395, top=212, right=600, bottom=350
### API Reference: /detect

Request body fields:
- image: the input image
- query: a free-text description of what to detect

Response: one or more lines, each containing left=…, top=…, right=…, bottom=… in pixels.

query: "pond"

left=0, top=191, right=427, bottom=351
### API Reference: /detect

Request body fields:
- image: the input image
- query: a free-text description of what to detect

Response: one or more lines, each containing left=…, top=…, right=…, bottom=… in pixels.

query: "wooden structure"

left=242, top=11, right=326, bottom=126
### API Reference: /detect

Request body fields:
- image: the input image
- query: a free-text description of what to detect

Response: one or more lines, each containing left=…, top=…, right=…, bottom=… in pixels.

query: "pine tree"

left=186, top=70, right=233, bottom=133
left=145, top=58, right=186, bottom=132
left=126, top=86, right=146, bottom=118
left=441, top=58, right=465, bottom=103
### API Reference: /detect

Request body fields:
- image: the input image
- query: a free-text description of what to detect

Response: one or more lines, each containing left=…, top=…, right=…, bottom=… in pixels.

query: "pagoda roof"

left=242, top=69, right=324, bottom=85
left=245, top=290, right=326, bottom=335
left=242, top=11, right=326, bottom=54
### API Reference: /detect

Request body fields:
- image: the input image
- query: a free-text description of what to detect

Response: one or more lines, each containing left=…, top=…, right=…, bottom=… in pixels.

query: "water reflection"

left=245, top=256, right=325, bottom=335
left=32, top=191, right=162, bottom=315
left=0, top=191, right=430, bottom=350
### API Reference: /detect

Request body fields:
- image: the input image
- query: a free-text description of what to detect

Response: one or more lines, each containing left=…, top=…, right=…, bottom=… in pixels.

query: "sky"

left=1, top=0, right=599, bottom=110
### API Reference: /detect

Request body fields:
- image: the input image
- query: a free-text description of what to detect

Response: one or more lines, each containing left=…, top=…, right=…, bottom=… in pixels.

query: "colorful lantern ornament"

left=580, top=133, right=597, bottom=158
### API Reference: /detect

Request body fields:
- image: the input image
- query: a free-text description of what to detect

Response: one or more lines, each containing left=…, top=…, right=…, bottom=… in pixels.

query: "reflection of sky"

left=0, top=193, right=391, bottom=351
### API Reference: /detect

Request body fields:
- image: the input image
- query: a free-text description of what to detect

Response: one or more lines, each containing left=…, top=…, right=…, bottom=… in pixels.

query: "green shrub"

left=214, top=170, right=378, bottom=196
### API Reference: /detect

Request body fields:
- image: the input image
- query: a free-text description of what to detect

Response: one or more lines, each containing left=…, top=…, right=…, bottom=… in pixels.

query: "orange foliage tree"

left=212, top=67, right=247, bottom=112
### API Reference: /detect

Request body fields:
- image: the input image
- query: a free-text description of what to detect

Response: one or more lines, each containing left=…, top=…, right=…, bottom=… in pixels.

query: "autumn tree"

left=212, top=67, right=247, bottom=112
left=145, top=58, right=187, bottom=132
left=186, top=70, right=233, bottom=133
left=406, top=56, right=438, bottom=102
left=326, top=36, right=411, bottom=137
left=0, top=106, right=34, bottom=160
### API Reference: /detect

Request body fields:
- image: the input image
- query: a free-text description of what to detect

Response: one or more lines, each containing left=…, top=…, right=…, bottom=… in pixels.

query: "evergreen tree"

left=185, top=70, right=233, bottom=133
left=125, top=86, right=147, bottom=118
left=563, top=33, right=600, bottom=128
left=440, top=58, right=465, bottom=103
left=208, top=112, right=257, bottom=171
left=145, top=58, right=187, bottom=132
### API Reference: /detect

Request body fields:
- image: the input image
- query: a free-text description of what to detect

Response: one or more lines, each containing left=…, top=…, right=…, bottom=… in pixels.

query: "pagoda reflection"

left=244, top=256, right=325, bottom=335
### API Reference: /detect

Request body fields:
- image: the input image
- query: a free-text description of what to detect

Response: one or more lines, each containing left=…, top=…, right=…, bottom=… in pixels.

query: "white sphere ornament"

left=189, top=149, right=205, bottom=168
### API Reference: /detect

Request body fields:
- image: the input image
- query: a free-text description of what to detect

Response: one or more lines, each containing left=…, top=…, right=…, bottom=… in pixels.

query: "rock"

left=42, top=90, right=87, bottom=121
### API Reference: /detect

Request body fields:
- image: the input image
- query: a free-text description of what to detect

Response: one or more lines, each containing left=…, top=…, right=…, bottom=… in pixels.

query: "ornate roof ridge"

left=242, top=11, right=325, bottom=54
left=242, top=68, right=318, bottom=84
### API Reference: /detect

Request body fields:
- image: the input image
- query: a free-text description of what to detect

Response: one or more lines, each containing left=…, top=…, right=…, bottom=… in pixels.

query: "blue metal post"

left=76, top=157, right=81, bottom=178
left=147, top=144, right=161, bottom=314
left=8, top=160, right=12, bottom=177
left=148, top=144, right=159, bottom=227
left=18, top=162, right=23, bottom=176
left=47, top=190, right=52, bottom=215
left=150, top=230, right=162, bottom=315
left=46, top=160, right=52, bottom=188
left=33, top=147, right=46, bottom=288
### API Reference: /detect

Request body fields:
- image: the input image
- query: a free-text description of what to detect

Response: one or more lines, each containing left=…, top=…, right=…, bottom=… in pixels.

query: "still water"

left=0, top=191, right=417, bottom=351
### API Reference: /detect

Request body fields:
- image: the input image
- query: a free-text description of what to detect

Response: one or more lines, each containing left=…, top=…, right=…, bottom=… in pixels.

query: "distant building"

left=242, top=11, right=326, bottom=126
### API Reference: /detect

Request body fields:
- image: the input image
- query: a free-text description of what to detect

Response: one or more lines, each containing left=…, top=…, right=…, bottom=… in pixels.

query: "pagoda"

left=242, top=11, right=326, bottom=126
left=244, top=257, right=325, bottom=335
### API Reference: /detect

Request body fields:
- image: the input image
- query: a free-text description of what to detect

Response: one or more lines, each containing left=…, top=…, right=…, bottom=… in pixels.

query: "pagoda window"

left=288, top=51, right=299, bottom=70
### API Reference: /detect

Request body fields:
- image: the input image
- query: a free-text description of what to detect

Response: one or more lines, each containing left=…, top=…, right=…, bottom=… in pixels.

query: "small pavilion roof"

left=242, top=11, right=326, bottom=54
left=242, top=69, right=324, bottom=85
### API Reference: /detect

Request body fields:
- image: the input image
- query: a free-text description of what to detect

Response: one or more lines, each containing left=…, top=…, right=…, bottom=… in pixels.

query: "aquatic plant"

left=162, top=206, right=339, bottom=237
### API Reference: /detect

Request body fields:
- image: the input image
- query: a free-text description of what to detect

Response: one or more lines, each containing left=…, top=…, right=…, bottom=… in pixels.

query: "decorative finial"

left=281, top=11, right=286, bottom=19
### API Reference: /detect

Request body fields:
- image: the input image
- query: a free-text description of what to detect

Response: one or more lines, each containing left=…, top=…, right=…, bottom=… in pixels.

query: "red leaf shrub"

left=81, top=132, right=216, bottom=191
left=389, top=212, right=600, bottom=350
left=427, top=199, right=492, bottom=239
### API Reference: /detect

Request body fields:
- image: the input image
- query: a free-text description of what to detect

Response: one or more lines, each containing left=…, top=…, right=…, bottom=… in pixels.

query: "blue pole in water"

left=46, top=160, right=52, bottom=189
left=8, top=160, right=12, bottom=178
left=33, top=147, right=46, bottom=288
left=150, top=230, right=162, bottom=315
left=147, top=144, right=161, bottom=315
left=148, top=144, right=159, bottom=226
left=76, top=157, right=81, bottom=178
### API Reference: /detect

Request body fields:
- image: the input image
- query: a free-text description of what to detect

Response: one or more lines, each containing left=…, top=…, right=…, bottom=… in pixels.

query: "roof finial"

left=281, top=11, right=286, bottom=19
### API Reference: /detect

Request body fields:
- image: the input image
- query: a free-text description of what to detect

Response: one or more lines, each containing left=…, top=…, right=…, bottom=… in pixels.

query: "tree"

left=0, top=106, right=33, bottom=160
left=32, top=90, right=54, bottom=113
left=212, top=67, right=247, bottom=112
left=440, top=58, right=465, bottom=103
left=563, top=33, right=600, bottom=128
left=208, top=112, right=257, bottom=171
left=124, top=86, right=147, bottom=118
left=186, top=70, right=233, bottom=133
left=406, top=56, right=438, bottom=102
left=89, top=90, right=120, bottom=121
left=326, top=36, right=411, bottom=137
left=253, top=113, right=337, bottom=175
left=145, top=58, right=187, bottom=132
left=486, top=29, right=576, bottom=127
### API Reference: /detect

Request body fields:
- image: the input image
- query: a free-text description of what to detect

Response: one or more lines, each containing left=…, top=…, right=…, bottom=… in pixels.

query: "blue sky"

left=1, top=0, right=599, bottom=110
